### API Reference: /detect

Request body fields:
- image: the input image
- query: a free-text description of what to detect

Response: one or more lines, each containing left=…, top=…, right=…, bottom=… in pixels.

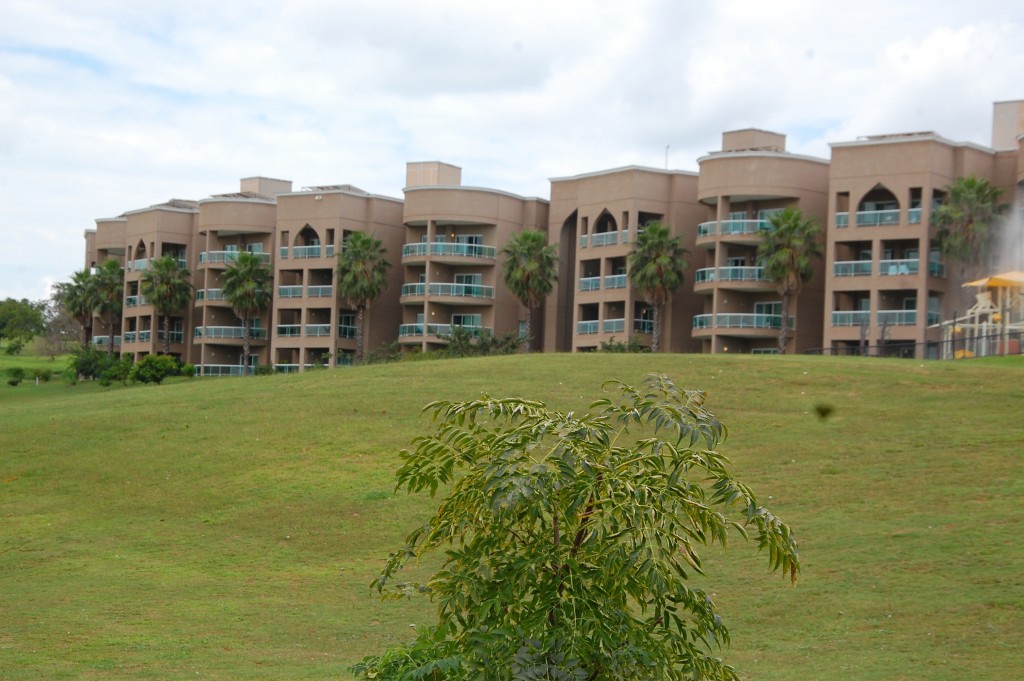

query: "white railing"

left=879, top=259, right=919, bottom=276
left=692, top=314, right=793, bottom=330
left=833, top=261, right=872, bottom=277
left=276, top=325, right=302, bottom=337
left=307, top=285, right=333, bottom=298
left=831, top=311, right=870, bottom=326
left=602, top=318, right=625, bottom=333
left=590, top=231, right=621, bottom=247
left=278, top=285, right=303, bottom=298
left=604, top=274, right=627, bottom=289
left=577, top=320, right=599, bottom=334
left=697, top=219, right=771, bottom=237
left=401, top=242, right=497, bottom=259
left=400, top=283, right=495, bottom=299
left=199, top=251, right=271, bottom=265
left=855, top=209, right=901, bottom=227
left=579, top=276, right=601, bottom=291
left=304, top=324, right=332, bottom=337
left=877, top=310, right=917, bottom=326
left=193, top=326, right=268, bottom=339
left=125, top=294, right=150, bottom=307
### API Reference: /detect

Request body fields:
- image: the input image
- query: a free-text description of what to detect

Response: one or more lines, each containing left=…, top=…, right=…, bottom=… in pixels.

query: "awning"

left=963, top=271, right=1024, bottom=288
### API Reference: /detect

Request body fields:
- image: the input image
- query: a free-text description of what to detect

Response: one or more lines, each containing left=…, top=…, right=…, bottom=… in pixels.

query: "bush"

left=441, top=327, right=523, bottom=358
left=130, top=354, right=178, bottom=384
left=180, top=362, right=196, bottom=378
left=104, top=356, right=135, bottom=386
left=366, top=341, right=402, bottom=365
left=68, top=344, right=117, bottom=381
left=599, top=336, right=649, bottom=353
left=33, top=367, right=53, bottom=382
left=6, top=366, right=25, bottom=386
left=254, top=363, right=276, bottom=376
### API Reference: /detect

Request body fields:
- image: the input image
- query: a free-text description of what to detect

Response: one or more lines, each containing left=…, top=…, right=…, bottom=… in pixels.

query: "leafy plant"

left=599, top=336, right=648, bottom=353
left=501, top=230, right=558, bottom=353
left=628, top=222, right=688, bottom=353
left=356, top=374, right=799, bottom=681
left=130, top=354, right=179, bottom=385
left=6, top=366, right=25, bottom=386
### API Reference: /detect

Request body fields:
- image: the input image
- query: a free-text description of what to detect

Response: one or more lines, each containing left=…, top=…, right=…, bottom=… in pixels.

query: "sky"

left=2, top=0, right=1023, bottom=300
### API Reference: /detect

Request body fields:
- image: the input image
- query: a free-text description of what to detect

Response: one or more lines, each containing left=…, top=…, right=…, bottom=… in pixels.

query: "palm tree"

left=756, top=207, right=823, bottom=354
left=220, top=252, right=272, bottom=376
left=627, top=222, right=687, bottom=353
left=336, top=232, right=390, bottom=364
left=932, top=175, right=1008, bottom=304
left=501, top=230, right=558, bottom=353
left=53, top=269, right=98, bottom=345
left=141, top=255, right=194, bottom=355
left=92, top=259, right=125, bottom=356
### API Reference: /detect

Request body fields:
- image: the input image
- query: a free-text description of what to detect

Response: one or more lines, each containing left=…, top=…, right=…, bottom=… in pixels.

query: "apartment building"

left=82, top=100, right=1024, bottom=364
left=400, top=162, right=549, bottom=351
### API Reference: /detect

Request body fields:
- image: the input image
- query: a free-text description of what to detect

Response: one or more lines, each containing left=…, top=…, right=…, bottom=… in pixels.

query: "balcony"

left=590, top=231, right=621, bottom=247
left=928, top=261, right=946, bottom=277
left=304, top=324, right=332, bottom=337
left=92, top=335, right=122, bottom=346
left=877, top=310, right=917, bottom=326
left=160, top=330, right=184, bottom=343
left=832, top=261, right=872, bottom=277
left=199, top=251, right=271, bottom=265
left=401, top=242, right=497, bottom=260
left=831, top=311, right=870, bottom=326
left=276, top=325, right=302, bottom=337
left=908, top=208, right=922, bottom=224
left=579, top=276, right=601, bottom=292
left=604, top=274, right=627, bottom=289
left=198, top=364, right=246, bottom=377
left=193, top=326, right=268, bottom=340
left=835, top=212, right=849, bottom=228
left=125, top=294, right=150, bottom=307
left=879, top=259, right=919, bottom=276
left=696, top=219, right=771, bottom=238
left=692, top=314, right=794, bottom=330
left=307, top=285, right=333, bottom=298
left=196, top=288, right=226, bottom=302
left=279, top=285, right=304, bottom=298
left=855, top=209, right=900, bottom=227
left=602, top=318, right=625, bottom=333
left=577, top=320, right=599, bottom=335
left=338, top=324, right=356, bottom=338
left=400, top=282, right=495, bottom=300
left=285, top=244, right=335, bottom=259
left=633, top=319, right=653, bottom=333
left=398, top=323, right=491, bottom=338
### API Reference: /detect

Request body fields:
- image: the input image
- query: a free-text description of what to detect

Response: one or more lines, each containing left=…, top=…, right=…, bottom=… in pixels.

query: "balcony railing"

left=697, top=219, right=771, bottom=237
left=831, top=310, right=870, bottom=326
left=695, top=267, right=769, bottom=283
left=579, top=276, right=601, bottom=292
left=604, top=274, right=627, bottom=289
left=199, top=251, right=271, bottom=265
left=401, top=242, right=497, bottom=259
left=125, top=294, right=150, bottom=307
left=279, top=285, right=304, bottom=298
left=193, top=326, right=268, bottom=339
left=590, top=231, right=621, bottom=247
left=287, top=244, right=335, bottom=259
left=877, top=310, right=917, bottom=326
left=92, top=335, right=122, bottom=346
left=835, top=212, right=849, bottom=228
left=928, top=261, right=946, bottom=277
left=908, top=208, right=922, bottom=224
left=855, top=209, right=901, bottom=227
left=338, top=324, right=356, bottom=338
left=692, top=314, right=794, bottom=330
left=398, top=323, right=491, bottom=338
left=196, top=288, right=225, bottom=301
left=198, top=364, right=246, bottom=377
left=307, top=285, right=333, bottom=298
left=603, top=318, right=625, bottom=333
left=577, top=320, right=599, bottom=335
left=276, top=325, right=302, bottom=337
left=304, top=324, right=332, bottom=337
left=160, top=330, right=184, bottom=343
left=400, top=283, right=495, bottom=299
left=879, top=259, right=919, bottom=276
left=833, top=261, right=872, bottom=277
left=128, top=258, right=150, bottom=272
left=580, top=234, right=589, bottom=248
left=633, top=319, right=653, bottom=333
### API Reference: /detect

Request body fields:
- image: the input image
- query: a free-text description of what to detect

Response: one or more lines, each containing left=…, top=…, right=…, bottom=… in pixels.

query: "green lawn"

left=1, top=354, right=1022, bottom=680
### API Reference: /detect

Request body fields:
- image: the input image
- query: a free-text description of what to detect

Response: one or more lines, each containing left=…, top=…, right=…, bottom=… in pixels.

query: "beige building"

left=82, top=100, right=1024, bottom=365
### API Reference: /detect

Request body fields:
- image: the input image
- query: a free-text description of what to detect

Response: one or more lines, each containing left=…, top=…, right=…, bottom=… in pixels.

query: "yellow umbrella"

left=963, top=271, right=1024, bottom=287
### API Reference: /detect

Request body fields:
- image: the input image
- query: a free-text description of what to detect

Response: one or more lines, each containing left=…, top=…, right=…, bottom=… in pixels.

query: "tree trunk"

left=106, top=316, right=117, bottom=356
left=523, top=305, right=533, bottom=354
left=242, top=313, right=251, bottom=376
left=161, top=314, right=171, bottom=355
left=777, top=293, right=791, bottom=354
left=651, top=304, right=662, bottom=353
left=355, top=306, right=365, bottom=364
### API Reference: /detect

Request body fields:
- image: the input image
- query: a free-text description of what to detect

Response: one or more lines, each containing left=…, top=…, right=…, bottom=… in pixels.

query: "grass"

left=1, top=353, right=1022, bottom=679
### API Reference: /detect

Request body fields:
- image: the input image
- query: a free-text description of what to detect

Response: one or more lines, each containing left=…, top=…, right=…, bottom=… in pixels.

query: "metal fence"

left=805, top=331, right=1024, bottom=360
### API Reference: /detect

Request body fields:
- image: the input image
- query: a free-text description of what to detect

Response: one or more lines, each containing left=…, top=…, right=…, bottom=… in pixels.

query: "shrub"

left=33, top=367, right=53, bottom=382
left=599, top=336, right=649, bottom=353
left=104, top=356, right=135, bottom=386
left=7, top=366, right=25, bottom=386
left=366, top=341, right=402, bottom=365
left=254, top=363, right=276, bottom=376
left=179, top=362, right=196, bottom=378
left=130, top=354, right=178, bottom=384
left=68, top=344, right=117, bottom=380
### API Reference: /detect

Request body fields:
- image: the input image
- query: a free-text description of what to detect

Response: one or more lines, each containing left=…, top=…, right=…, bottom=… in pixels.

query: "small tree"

left=501, top=230, right=558, bottom=353
left=628, top=222, right=688, bottom=353
left=53, top=269, right=98, bottom=346
left=932, top=175, right=1009, bottom=304
left=0, top=298, right=45, bottom=354
left=221, top=252, right=272, bottom=376
left=130, top=354, right=179, bottom=384
left=140, top=255, right=194, bottom=354
left=355, top=374, right=799, bottom=681
left=756, top=208, right=822, bottom=353
left=336, top=232, right=390, bottom=364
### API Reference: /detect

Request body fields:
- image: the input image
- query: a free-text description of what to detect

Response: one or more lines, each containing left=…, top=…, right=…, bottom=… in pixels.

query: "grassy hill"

left=2, top=354, right=1022, bottom=680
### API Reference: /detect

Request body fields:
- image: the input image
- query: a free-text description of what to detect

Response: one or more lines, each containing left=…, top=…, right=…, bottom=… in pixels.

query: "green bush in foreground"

left=355, top=374, right=799, bottom=681
left=130, top=354, right=179, bottom=385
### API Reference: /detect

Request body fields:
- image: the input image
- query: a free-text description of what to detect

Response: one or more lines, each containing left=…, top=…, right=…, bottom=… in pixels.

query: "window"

left=452, top=314, right=482, bottom=327
left=455, top=273, right=482, bottom=285
left=754, top=302, right=781, bottom=316
left=456, top=235, right=482, bottom=245
left=727, top=257, right=746, bottom=267
left=246, top=243, right=263, bottom=253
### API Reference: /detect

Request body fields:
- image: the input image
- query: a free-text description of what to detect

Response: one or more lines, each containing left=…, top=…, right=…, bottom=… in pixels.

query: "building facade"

left=82, top=101, right=1024, bottom=365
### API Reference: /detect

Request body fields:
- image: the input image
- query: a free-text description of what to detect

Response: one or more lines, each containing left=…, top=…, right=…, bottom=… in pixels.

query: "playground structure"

left=936, top=271, right=1024, bottom=359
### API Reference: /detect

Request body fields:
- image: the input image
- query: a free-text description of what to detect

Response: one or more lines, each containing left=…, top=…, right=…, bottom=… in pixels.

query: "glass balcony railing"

left=307, top=285, right=333, bottom=298
left=278, top=285, right=304, bottom=298
left=125, top=294, right=150, bottom=307
left=908, top=208, right=922, bottom=224
left=835, top=212, right=849, bottom=228
left=198, top=364, right=246, bottom=377
left=879, top=259, right=919, bottom=276
left=92, top=335, right=122, bottom=346
left=400, top=283, right=495, bottom=299
left=694, top=268, right=715, bottom=284
left=199, top=251, right=271, bottom=265
left=855, top=209, right=901, bottom=227
left=832, top=261, right=872, bottom=277
left=123, top=331, right=136, bottom=343
left=401, top=243, right=497, bottom=259
left=398, top=323, right=491, bottom=338
left=196, top=288, right=225, bottom=301
left=697, top=220, right=772, bottom=237
left=338, top=324, right=357, bottom=338
left=276, top=325, right=302, bottom=337
left=831, top=311, right=870, bottom=326
left=288, top=244, right=334, bottom=259
left=877, top=310, right=917, bottom=326
left=602, top=318, right=625, bottom=333
left=590, top=231, right=621, bottom=247
left=695, top=267, right=768, bottom=283
left=577, top=320, right=599, bottom=335
left=633, top=319, right=653, bottom=333
left=693, top=314, right=793, bottom=330
left=193, top=326, right=268, bottom=339
left=305, top=324, right=332, bottom=337
left=604, top=274, right=627, bottom=289
left=927, top=311, right=941, bottom=325
left=128, top=258, right=150, bottom=272
left=579, top=276, right=601, bottom=292
left=928, top=261, right=947, bottom=277
left=580, top=234, right=589, bottom=248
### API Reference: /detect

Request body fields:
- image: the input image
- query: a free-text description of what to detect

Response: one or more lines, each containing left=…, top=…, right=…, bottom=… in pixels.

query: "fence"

left=805, top=331, right=1024, bottom=360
